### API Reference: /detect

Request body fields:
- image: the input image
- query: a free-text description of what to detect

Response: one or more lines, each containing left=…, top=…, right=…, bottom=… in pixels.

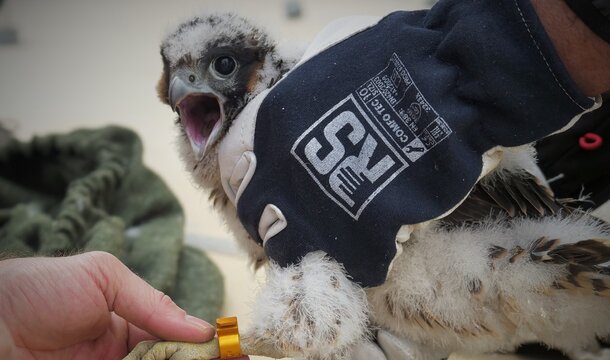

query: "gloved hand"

left=218, top=0, right=602, bottom=287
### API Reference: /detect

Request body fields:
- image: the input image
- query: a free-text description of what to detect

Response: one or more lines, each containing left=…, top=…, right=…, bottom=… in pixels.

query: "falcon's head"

left=158, top=14, right=294, bottom=200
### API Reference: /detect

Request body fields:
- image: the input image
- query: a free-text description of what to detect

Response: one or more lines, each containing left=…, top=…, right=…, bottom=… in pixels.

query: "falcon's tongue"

left=177, top=94, right=222, bottom=159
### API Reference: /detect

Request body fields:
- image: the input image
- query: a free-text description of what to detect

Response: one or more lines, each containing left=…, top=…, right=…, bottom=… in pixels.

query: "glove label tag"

left=356, top=53, right=452, bottom=162
left=291, top=53, right=452, bottom=219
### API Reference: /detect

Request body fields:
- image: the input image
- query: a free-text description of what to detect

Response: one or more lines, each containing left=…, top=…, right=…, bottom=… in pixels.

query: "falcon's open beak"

left=169, top=76, right=226, bottom=160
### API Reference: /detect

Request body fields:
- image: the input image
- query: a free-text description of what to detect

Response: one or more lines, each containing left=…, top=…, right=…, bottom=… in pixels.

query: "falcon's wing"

left=442, top=170, right=610, bottom=298
left=440, top=170, right=565, bottom=227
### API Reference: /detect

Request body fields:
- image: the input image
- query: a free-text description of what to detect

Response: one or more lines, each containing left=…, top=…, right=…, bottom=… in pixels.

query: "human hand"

left=0, top=252, right=247, bottom=360
left=530, top=0, right=610, bottom=96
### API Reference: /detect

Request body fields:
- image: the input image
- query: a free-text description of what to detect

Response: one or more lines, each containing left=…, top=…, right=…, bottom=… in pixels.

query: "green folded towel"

left=0, top=125, right=223, bottom=323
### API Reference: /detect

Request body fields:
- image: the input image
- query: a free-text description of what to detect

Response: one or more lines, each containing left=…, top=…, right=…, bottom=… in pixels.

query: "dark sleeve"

left=536, top=95, right=610, bottom=209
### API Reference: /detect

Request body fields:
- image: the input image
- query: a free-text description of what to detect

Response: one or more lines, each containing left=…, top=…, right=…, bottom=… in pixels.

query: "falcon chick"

left=143, top=13, right=610, bottom=360
left=157, top=13, right=295, bottom=216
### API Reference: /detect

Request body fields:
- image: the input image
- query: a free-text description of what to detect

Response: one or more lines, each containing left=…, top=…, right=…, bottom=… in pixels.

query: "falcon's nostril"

left=189, top=74, right=196, bottom=83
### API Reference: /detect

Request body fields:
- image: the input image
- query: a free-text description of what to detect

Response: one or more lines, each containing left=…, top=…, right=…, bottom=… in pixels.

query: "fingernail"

left=186, top=315, right=214, bottom=330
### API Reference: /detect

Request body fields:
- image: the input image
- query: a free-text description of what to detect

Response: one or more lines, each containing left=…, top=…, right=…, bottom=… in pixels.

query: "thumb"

left=84, top=251, right=215, bottom=342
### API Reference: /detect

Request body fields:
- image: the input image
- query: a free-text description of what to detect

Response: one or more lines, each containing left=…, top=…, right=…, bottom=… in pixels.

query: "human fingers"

left=0, top=256, right=115, bottom=350
left=84, top=252, right=215, bottom=343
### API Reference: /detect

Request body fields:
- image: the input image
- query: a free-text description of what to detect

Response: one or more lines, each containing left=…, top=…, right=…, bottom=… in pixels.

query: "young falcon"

left=133, top=11, right=610, bottom=360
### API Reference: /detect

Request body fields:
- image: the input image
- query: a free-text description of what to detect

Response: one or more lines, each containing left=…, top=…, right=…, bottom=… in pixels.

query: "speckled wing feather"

left=487, top=235, right=610, bottom=299
left=442, top=170, right=610, bottom=298
left=543, top=238, right=610, bottom=297
left=440, top=170, right=564, bottom=226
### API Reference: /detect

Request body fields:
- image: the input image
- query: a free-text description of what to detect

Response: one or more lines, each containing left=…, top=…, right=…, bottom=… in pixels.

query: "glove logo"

left=291, top=53, right=452, bottom=219
left=292, top=95, right=407, bottom=219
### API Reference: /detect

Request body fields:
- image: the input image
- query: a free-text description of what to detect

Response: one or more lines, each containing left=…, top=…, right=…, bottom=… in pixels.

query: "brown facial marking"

left=245, top=61, right=264, bottom=93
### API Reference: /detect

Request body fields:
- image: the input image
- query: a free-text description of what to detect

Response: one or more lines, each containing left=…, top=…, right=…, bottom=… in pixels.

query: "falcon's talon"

left=123, top=337, right=287, bottom=360
left=123, top=340, right=221, bottom=360
left=123, top=341, right=156, bottom=360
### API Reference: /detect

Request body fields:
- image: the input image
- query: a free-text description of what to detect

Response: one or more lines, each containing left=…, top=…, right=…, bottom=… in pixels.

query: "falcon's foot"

left=123, top=340, right=220, bottom=360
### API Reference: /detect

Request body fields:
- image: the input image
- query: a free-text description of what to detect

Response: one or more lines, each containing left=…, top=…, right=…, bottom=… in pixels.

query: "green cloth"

left=0, top=126, right=223, bottom=323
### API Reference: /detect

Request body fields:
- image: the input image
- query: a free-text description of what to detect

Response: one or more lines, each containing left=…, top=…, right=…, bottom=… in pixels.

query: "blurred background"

left=0, top=0, right=431, bottom=250
left=1, top=1, right=594, bottom=360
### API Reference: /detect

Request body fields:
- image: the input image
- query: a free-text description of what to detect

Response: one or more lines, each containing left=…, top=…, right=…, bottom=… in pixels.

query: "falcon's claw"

left=123, top=339, right=220, bottom=360
left=123, top=341, right=157, bottom=360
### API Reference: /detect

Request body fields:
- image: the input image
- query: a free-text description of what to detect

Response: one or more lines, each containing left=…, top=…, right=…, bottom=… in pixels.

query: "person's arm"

left=531, top=0, right=610, bottom=96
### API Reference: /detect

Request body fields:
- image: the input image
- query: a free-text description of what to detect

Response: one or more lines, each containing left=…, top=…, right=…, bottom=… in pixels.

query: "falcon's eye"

left=211, top=56, right=237, bottom=77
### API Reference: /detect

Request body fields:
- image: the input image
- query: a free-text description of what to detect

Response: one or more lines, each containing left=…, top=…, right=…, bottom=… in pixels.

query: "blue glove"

left=218, top=0, right=601, bottom=287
